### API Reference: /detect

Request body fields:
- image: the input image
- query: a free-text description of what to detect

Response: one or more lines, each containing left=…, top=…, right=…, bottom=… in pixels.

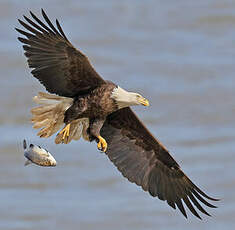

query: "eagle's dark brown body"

left=16, top=9, right=219, bottom=219
left=65, top=82, right=117, bottom=123
left=65, top=82, right=118, bottom=142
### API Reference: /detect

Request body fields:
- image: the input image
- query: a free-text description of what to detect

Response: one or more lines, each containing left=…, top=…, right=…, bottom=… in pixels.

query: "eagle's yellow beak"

left=138, top=97, right=149, bottom=106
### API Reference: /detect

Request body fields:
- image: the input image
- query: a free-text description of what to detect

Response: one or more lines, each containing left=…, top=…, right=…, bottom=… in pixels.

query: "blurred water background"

left=0, top=0, right=234, bottom=229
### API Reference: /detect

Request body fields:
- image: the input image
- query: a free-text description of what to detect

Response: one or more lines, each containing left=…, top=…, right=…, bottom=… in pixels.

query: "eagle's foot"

left=97, top=135, right=107, bottom=152
left=59, top=123, right=71, bottom=140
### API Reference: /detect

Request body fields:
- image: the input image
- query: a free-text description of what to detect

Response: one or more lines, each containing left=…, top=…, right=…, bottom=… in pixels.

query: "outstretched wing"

left=16, top=9, right=105, bottom=97
left=101, top=107, right=218, bottom=219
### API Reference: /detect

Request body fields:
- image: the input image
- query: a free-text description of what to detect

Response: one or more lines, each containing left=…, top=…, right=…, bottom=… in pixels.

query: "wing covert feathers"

left=101, top=107, right=218, bottom=219
left=16, top=9, right=105, bottom=97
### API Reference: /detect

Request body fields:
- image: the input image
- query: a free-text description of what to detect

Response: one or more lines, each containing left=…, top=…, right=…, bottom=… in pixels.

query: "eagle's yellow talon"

left=97, top=135, right=107, bottom=152
left=59, top=124, right=71, bottom=140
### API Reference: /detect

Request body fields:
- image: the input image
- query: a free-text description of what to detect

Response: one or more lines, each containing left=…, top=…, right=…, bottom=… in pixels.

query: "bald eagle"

left=16, top=9, right=218, bottom=219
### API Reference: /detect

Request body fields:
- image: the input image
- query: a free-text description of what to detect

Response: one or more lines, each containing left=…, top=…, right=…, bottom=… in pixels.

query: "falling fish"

left=23, top=139, right=57, bottom=167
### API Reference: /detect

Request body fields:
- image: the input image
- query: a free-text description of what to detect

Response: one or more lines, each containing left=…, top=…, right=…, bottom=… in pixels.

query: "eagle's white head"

left=111, top=86, right=149, bottom=109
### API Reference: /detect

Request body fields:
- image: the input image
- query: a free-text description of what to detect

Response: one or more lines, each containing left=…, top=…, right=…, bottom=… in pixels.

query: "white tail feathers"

left=31, top=92, right=89, bottom=144
left=31, top=92, right=73, bottom=138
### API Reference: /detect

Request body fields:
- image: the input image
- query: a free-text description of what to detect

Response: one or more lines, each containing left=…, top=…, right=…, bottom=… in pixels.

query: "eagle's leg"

left=56, top=97, right=87, bottom=144
left=59, top=123, right=71, bottom=139
left=89, top=118, right=107, bottom=152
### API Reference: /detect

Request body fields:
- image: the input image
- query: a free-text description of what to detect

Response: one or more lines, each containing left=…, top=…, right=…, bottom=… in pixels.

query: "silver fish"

left=23, top=140, right=57, bottom=167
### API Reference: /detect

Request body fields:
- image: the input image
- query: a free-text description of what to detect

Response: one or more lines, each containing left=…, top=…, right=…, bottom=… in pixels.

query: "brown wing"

left=16, top=9, right=105, bottom=97
left=101, top=107, right=218, bottom=219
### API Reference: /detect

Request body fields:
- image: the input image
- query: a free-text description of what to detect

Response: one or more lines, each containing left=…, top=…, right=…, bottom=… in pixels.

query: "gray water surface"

left=0, top=0, right=234, bottom=229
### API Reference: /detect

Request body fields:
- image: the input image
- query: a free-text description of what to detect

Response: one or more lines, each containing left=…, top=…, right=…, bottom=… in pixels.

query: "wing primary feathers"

left=18, top=19, right=42, bottom=36
left=192, top=190, right=217, bottom=208
left=182, top=196, right=201, bottom=219
left=175, top=198, right=187, bottom=218
left=167, top=199, right=176, bottom=210
left=23, top=15, right=49, bottom=34
left=29, top=10, right=55, bottom=35
left=18, top=37, right=31, bottom=45
left=179, top=178, right=212, bottom=216
left=193, top=183, right=219, bottom=201
left=56, top=19, right=69, bottom=42
left=18, top=37, right=32, bottom=44
left=188, top=193, right=211, bottom=216
left=15, top=27, right=35, bottom=39
left=41, top=9, right=61, bottom=36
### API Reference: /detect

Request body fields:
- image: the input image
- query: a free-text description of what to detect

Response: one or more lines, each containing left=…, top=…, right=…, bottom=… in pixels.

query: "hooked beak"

left=138, top=97, right=149, bottom=106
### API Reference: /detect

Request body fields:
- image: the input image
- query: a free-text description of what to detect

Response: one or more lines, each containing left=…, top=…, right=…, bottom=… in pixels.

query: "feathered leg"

left=89, top=118, right=107, bottom=152
left=55, top=99, right=88, bottom=144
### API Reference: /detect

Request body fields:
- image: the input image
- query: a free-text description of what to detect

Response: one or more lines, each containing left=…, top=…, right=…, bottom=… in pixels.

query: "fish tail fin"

left=23, top=139, right=27, bottom=149
left=24, top=159, right=32, bottom=166
left=55, top=118, right=89, bottom=144
left=31, top=92, right=73, bottom=139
